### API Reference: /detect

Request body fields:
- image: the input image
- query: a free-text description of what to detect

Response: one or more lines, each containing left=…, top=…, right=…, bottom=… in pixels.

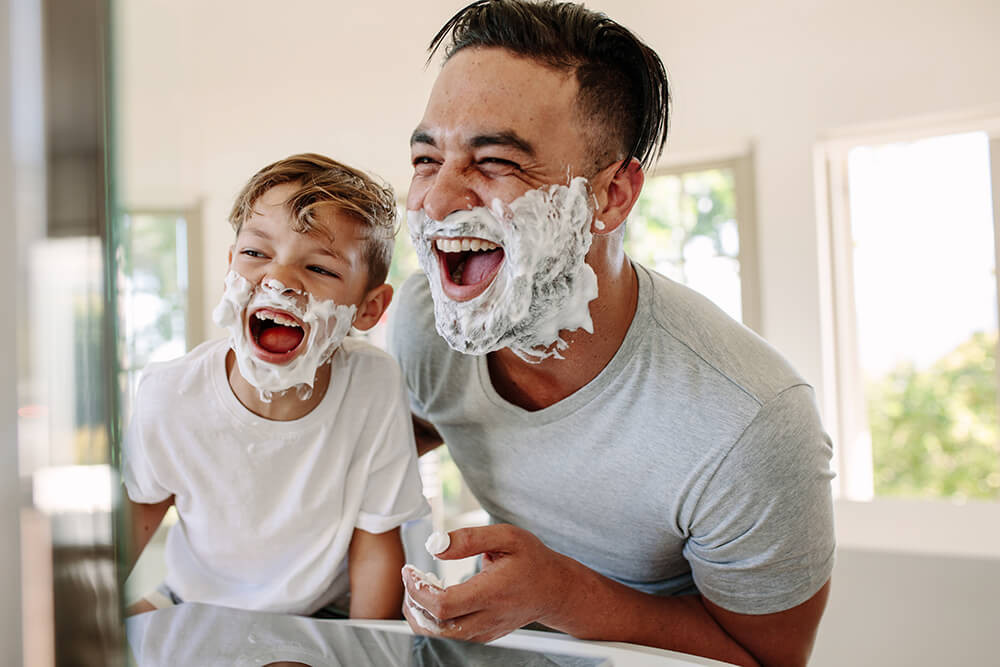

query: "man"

left=388, top=2, right=835, bottom=665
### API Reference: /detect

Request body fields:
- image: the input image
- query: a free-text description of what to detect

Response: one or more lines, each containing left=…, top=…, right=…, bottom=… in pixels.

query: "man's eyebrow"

left=409, top=128, right=536, bottom=156
left=410, top=128, right=435, bottom=147
left=469, top=131, right=535, bottom=156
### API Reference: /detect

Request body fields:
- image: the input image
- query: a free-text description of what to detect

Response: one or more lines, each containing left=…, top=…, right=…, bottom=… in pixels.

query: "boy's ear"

left=352, top=283, right=394, bottom=332
left=228, top=245, right=234, bottom=265
left=589, top=157, right=644, bottom=235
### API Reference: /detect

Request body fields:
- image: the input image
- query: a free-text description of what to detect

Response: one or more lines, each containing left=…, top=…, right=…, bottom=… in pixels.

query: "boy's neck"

left=225, top=349, right=332, bottom=421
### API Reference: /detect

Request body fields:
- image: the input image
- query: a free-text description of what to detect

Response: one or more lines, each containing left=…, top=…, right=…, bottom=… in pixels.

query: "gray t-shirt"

left=389, top=263, right=835, bottom=615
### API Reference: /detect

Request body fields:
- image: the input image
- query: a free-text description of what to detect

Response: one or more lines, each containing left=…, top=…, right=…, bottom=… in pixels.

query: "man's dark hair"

left=428, top=0, right=670, bottom=173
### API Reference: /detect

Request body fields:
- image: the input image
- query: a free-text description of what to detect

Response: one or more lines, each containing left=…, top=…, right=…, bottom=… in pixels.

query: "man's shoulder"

left=639, top=265, right=805, bottom=404
left=394, top=272, right=435, bottom=321
left=388, top=272, right=447, bottom=358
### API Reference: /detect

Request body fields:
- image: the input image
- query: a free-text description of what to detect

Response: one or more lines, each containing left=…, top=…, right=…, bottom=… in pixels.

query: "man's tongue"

left=258, top=325, right=304, bottom=354
left=460, top=249, right=503, bottom=285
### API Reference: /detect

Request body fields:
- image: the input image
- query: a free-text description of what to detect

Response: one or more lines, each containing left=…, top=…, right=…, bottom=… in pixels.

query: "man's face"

left=406, top=48, right=602, bottom=360
left=408, top=48, right=595, bottom=296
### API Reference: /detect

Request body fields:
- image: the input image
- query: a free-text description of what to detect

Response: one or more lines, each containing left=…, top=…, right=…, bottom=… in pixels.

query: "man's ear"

left=590, top=157, right=644, bottom=235
left=352, top=283, right=394, bottom=331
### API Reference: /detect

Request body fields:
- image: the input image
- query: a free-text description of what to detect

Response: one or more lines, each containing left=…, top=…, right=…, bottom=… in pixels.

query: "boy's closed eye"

left=307, top=265, right=340, bottom=278
left=240, top=248, right=268, bottom=259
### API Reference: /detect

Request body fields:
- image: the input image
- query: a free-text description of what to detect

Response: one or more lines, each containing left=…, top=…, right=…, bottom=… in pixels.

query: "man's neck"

left=225, top=349, right=332, bottom=421
left=487, top=257, right=638, bottom=412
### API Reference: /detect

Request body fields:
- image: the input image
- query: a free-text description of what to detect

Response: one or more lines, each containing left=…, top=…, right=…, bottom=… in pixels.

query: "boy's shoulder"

left=135, top=338, right=226, bottom=396
left=337, top=336, right=402, bottom=379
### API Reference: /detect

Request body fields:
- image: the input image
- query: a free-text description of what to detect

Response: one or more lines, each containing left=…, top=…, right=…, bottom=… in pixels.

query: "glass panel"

left=626, top=167, right=743, bottom=322
left=13, top=0, right=126, bottom=662
left=847, top=131, right=1000, bottom=500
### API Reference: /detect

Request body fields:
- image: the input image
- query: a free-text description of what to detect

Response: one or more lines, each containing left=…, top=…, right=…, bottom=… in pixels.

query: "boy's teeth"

left=255, top=311, right=299, bottom=327
left=435, top=238, right=499, bottom=253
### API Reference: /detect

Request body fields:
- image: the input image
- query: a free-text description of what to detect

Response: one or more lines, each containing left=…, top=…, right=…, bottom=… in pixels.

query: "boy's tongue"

left=258, top=325, right=304, bottom=354
left=460, top=248, right=503, bottom=285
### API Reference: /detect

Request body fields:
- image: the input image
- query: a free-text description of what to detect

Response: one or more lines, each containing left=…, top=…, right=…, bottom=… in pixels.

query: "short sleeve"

left=386, top=273, right=434, bottom=421
left=683, top=384, right=836, bottom=615
left=121, top=373, right=173, bottom=504
left=355, top=368, right=431, bottom=534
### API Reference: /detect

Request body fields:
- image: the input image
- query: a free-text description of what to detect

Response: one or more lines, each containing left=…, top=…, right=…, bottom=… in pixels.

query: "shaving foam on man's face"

left=211, top=271, right=356, bottom=401
left=408, top=176, right=599, bottom=362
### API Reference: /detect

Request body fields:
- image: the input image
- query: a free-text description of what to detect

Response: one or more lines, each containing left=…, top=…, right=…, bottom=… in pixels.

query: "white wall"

left=114, top=1, right=1000, bottom=664
left=815, top=548, right=1000, bottom=666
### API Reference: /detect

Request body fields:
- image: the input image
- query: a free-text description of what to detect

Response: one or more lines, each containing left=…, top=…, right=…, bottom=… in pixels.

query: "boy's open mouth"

left=249, top=308, right=306, bottom=359
left=435, top=236, right=505, bottom=301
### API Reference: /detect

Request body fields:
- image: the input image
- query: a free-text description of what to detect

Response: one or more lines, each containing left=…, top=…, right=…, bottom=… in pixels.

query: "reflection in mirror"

left=126, top=603, right=610, bottom=667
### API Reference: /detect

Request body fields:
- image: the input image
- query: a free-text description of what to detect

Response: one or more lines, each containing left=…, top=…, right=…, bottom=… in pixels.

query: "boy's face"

left=227, top=182, right=376, bottom=365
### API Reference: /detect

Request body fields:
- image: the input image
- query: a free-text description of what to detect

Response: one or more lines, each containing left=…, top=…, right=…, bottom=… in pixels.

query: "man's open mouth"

left=435, top=236, right=505, bottom=300
left=248, top=308, right=306, bottom=360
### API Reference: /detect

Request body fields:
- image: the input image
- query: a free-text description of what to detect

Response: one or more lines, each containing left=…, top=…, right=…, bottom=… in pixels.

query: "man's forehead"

left=417, top=50, right=579, bottom=128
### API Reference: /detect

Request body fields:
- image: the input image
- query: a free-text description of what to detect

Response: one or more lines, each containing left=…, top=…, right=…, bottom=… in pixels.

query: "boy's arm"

left=348, top=526, right=406, bottom=619
left=126, top=495, right=174, bottom=577
left=412, top=415, right=444, bottom=457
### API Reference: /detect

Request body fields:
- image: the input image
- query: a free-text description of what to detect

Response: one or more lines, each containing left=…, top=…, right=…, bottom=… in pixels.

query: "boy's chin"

left=249, top=342, right=305, bottom=366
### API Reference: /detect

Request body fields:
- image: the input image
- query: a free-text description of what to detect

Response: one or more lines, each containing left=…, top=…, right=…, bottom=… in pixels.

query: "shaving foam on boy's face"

left=408, top=176, right=599, bottom=362
left=212, top=271, right=356, bottom=400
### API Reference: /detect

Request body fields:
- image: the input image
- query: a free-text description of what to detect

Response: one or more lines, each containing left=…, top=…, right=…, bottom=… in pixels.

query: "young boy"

left=122, top=153, right=429, bottom=619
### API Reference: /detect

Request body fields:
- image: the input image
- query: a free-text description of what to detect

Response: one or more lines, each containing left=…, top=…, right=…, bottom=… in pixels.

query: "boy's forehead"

left=241, top=200, right=368, bottom=247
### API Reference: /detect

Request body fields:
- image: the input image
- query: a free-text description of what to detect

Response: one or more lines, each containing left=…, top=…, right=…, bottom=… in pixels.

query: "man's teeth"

left=435, top=238, right=499, bottom=253
left=255, top=311, right=299, bottom=327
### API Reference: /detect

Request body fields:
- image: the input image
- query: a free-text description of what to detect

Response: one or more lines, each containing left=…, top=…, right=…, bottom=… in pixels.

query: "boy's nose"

left=261, top=265, right=304, bottom=295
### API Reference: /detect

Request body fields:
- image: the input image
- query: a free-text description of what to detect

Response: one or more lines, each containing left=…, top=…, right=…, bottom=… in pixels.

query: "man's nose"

left=420, top=164, right=480, bottom=222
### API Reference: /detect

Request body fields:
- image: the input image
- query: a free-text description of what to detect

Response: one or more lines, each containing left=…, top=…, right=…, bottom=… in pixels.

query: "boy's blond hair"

left=229, top=153, right=398, bottom=288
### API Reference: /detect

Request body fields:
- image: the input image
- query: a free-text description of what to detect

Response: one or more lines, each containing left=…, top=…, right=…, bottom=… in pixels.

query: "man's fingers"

left=435, top=524, right=523, bottom=561
left=403, top=597, right=507, bottom=644
left=403, top=591, right=449, bottom=635
left=401, top=565, right=444, bottom=603
left=402, top=564, right=495, bottom=622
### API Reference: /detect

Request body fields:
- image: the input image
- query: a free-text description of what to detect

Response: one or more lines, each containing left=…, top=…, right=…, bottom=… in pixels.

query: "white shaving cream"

left=211, top=271, right=356, bottom=401
left=425, top=531, right=450, bottom=557
left=409, top=177, right=599, bottom=363
left=402, top=565, right=452, bottom=633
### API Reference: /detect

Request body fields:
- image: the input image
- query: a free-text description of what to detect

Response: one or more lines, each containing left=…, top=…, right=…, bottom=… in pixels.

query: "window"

left=818, top=113, right=1000, bottom=557
left=626, top=155, right=760, bottom=332
left=115, top=211, right=194, bottom=417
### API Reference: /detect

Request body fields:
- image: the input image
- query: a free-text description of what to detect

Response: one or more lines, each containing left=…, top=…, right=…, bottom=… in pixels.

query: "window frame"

left=638, top=151, right=762, bottom=334
left=815, top=109, right=1000, bottom=557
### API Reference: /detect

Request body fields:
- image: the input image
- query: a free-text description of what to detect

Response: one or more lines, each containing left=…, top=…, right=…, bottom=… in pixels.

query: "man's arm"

left=348, top=527, right=407, bottom=619
left=412, top=414, right=444, bottom=457
left=402, top=525, right=830, bottom=667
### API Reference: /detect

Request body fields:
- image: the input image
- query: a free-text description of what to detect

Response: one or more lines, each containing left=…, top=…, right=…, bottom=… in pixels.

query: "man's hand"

left=401, top=523, right=830, bottom=666
left=401, top=524, right=573, bottom=642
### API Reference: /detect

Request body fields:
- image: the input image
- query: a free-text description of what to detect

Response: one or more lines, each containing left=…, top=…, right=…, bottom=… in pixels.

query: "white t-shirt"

left=122, top=337, right=430, bottom=615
